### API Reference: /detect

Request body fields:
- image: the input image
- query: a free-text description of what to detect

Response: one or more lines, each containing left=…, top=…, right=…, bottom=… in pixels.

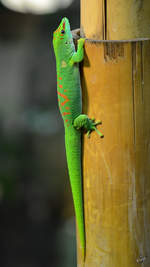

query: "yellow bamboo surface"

left=77, top=40, right=150, bottom=266
left=80, top=0, right=105, bottom=40
left=107, top=0, right=150, bottom=40
left=80, top=0, right=150, bottom=40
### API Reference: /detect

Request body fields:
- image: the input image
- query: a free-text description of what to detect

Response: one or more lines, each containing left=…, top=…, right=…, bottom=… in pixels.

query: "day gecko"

left=53, top=17, right=103, bottom=258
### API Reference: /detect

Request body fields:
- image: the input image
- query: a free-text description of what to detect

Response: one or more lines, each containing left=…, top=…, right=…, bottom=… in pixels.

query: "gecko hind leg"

left=73, top=114, right=104, bottom=138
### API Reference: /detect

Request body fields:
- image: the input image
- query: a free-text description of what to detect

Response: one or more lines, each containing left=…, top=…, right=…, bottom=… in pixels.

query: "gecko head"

left=53, top=17, right=73, bottom=53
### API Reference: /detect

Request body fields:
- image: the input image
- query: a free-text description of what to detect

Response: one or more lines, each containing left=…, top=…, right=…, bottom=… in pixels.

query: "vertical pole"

left=80, top=0, right=105, bottom=40
left=77, top=0, right=150, bottom=266
left=81, top=0, right=150, bottom=40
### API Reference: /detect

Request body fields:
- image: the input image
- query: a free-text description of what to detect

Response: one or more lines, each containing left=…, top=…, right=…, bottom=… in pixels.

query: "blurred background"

left=0, top=0, right=80, bottom=266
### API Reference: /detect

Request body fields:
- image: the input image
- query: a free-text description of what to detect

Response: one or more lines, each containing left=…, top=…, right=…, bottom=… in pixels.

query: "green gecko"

left=53, top=17, right=103, bottom=258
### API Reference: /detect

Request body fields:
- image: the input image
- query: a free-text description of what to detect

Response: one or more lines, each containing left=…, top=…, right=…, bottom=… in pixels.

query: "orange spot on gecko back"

left=65, top=106, right=70, bottom=110
left=62, top=112, right=71, bottom=116
left=58, top=84, right=63, bottom=88
left=57, top=91, right=69, bottom=106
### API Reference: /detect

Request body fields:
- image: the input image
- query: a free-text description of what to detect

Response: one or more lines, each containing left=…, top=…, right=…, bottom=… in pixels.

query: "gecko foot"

left=86, top=119, right=103, bottom=138
left=74, top=114, right=104, bottom=138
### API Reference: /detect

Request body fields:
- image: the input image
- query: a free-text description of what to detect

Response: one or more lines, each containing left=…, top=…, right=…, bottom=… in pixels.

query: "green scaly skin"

left=53, top=17, right=103, bottom=258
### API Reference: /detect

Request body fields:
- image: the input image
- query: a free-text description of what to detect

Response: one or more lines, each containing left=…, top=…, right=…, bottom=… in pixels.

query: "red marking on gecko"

left=65, top=106, right=70, bottom=110
left=65, top=119, right=68, bottom=122
left=63, top=89, right=67, bottom=92
left=62, top=112, right=71, bottom=116
left=63, top=21, right=65, bottom=30
left=57, top=91, right=69, bottom=106
left=58, top=77, right=62, bottom=80
left=58, top=84, right=63, bottom=88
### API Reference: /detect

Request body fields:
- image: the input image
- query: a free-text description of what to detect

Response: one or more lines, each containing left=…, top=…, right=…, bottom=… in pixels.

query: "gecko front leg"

left=69, top=38, right=85, bottom=65
left=73, top=114, right=104, bottom=138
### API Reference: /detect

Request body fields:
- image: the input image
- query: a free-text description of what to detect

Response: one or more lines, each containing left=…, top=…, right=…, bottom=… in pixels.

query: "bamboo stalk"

left=80, top=0, right=150, bottom=40
left=77, top=38, right=150, bottom=267
left=107, top=0, right=150, bottom=40
left=78, top=0, right=150, bottom=266
left=80, top=0, right=105, bottom=40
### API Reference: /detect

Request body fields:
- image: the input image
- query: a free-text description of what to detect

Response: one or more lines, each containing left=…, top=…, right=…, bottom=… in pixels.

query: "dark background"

left=0, top=1, right=80, bottom=266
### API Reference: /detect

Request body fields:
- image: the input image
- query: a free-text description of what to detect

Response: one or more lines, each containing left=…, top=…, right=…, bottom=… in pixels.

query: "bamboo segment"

left=107, top=0, right=150, bottom=40
left=80, top=0, right=150, bottom=40
left=77, top=40, right=150, bottom=266
left=80, top=0, right=105, bottom=40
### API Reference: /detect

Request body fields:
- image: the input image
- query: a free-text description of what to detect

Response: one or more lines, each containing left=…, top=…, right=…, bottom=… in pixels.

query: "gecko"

left=53, top=17, right=103, bottom=258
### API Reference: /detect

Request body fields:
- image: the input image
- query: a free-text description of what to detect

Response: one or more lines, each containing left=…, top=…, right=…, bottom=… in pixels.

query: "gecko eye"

left=61, top=30, right=65, bottom=34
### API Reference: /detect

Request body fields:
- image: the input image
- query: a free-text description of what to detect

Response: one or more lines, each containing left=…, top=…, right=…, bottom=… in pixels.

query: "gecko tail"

left=65, top=128, right=85, bottom=258
left=78, top=221, right=86, bottom=261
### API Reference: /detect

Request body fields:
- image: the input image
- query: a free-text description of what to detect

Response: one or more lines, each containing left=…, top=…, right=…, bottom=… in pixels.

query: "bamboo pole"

left=77, top=39, right=150, bottom=266
left=77, top=0, right=150, bottom=266
left=107, top=0, right=150, bottom=40
left=80, top=0, right=105, bottom=40
left=81, top=0, right=150, bottom=40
